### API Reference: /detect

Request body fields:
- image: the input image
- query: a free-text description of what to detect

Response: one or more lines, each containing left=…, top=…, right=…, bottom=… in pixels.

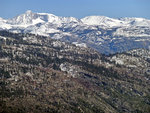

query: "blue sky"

left=0, top=0, right=150, bottom=19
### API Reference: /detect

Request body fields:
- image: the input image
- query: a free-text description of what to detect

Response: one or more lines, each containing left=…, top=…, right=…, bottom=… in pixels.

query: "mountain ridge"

left=2, top=10, right=150, bottom=27
left=0, top=10, right=150, bottom=54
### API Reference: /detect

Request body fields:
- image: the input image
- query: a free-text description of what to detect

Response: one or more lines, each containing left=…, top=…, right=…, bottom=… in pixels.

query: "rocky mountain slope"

left=0, top=10, right=150, bottom=54
left=0, top=31, right=150, bottom=113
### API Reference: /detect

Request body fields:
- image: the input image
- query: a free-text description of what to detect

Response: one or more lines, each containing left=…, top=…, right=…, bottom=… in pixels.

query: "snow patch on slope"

left=72, top=42, right=87, bottom=48
left=60, top=63, right=79, bottom=77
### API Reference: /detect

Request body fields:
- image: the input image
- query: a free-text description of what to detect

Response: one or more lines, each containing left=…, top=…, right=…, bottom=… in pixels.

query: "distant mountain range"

left=0, top=10, right=150, bottom=54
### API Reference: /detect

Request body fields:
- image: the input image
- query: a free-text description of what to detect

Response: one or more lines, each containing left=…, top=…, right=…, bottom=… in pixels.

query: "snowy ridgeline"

left=0, top=10, right=150, bottom=37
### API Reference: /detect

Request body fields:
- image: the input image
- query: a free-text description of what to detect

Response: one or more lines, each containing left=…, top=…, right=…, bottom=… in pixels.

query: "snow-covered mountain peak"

left=81, top=16, right=109, bottom=25
left=81, top=16, right=125, bottom=27
left=7, top=10, right=39, bottom=25
left=7, top=10, right=80, bottom=26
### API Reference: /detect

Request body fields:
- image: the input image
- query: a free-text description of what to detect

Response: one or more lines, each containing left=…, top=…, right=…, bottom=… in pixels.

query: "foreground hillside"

left=0, top=31, right=150, bottom=113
